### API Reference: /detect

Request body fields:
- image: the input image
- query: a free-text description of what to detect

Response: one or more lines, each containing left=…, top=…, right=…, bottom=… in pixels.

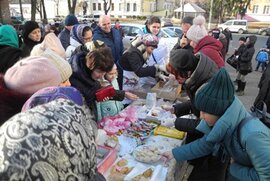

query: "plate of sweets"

left=133, top=145, right=161, bottom=164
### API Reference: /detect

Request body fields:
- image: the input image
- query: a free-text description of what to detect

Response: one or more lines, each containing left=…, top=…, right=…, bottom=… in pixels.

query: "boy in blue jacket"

left=164, top=68, right=270, bottom=181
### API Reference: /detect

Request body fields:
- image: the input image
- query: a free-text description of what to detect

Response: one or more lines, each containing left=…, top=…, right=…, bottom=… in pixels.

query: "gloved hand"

left=156, top=71, right=170, bottom=81
left=155, top=64, right=169, bottom=75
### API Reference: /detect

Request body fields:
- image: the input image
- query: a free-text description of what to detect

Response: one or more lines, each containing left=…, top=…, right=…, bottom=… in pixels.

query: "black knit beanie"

left=22, top=21, right=40, bottom=40
left=169, top=49, right=199, bottom=72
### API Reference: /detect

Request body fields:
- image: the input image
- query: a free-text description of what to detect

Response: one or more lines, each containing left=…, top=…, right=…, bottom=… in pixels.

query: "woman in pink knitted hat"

left=0, top=56, right=71, bottom=125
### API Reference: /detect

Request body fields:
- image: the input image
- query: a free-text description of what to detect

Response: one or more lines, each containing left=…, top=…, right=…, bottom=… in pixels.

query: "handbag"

left=95, top=85, right=116, bottom=102
left=226, top=55, right=238, bottom=69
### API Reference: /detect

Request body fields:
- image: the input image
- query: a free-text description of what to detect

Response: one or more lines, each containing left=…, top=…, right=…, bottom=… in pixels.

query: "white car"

left=119, top=23, right=179, bottom=50
left=162, top=26, right=182, bottom=36
left=218, top=19, right=248, bottom=34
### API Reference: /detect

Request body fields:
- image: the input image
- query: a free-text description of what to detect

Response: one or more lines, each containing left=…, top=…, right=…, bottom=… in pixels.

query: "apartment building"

left=244, top=0, right=270, bottom=21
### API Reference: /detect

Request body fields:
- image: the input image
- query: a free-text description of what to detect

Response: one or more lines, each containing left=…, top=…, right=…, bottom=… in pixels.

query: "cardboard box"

left=151, top=80, right=183, bottom=101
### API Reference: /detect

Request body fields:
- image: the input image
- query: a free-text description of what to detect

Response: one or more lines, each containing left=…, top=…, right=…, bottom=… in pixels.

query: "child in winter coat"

left=164, top=68, right=270, bottom=181
left=96, top=64, right=138, bottom=121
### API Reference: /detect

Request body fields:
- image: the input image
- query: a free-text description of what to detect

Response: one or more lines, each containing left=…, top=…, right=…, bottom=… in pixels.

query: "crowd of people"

left=0, top=13, right=270, bottom=181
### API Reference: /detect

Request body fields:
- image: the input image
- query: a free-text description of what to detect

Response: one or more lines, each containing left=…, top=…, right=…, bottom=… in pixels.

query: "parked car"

left=118, top=23, right=179, bottom=50
left=11, top=16, right=23, bottom=24
left=218, top=19, right=248, bottom=34
left=160, top=17, right=173, bottom=27
left=258, top=27, right=270, bottom=36
left=53, top=15, right=65, bottom=22
left=163, top=26, right=182, bottom=36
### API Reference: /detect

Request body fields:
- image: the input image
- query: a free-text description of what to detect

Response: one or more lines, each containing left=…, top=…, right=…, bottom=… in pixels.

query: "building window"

left=263, top=5, right=270, bottom=14
left=133, top=3, right=136, bottom=11
left=127, top=3, right=130, bottom=11
left=150, top=3, right=156, bottom=12
left=252, top=5, right=259, bottom=13
left=93, top=3, right=96, bottom=11
left=119, top=3, right=121, bottom=11
left=111, top=3, right=114, bottom=11
left=98, top=3, right=101, bottom=10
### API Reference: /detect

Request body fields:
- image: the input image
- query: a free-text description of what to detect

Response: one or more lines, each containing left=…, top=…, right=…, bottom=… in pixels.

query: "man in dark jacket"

left=93, top=15, right=124, bottom=89
left=58, top=15, right=79, bottom=50
left=172, top=16, right=193, bottom=51
left=164, top=49, right=229, bottom=181
left=266, top=36, right=270, bottom=49
left=222, top=27, right=232, bottom=53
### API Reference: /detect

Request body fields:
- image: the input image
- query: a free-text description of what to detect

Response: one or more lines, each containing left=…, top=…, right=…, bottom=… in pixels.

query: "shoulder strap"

left=237, top=116, right=254, bottom=150
left=151, top=53, right=158, bottom=64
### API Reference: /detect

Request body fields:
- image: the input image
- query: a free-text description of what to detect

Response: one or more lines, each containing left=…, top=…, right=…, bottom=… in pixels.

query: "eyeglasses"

left=83, top=36, right=93, bottom=42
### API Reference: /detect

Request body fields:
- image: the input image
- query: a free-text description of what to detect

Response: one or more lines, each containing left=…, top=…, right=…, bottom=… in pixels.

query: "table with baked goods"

left=96, top=97, right=188, bottom=181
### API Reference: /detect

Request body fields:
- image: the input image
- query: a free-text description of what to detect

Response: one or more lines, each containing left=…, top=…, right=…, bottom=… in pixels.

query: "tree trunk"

left=41, top=0, right=47, bottom=20
left=38, top=1, right=42, bottom=20
left=0, top=0, right=11, bottom=24
left=67, top=0, right=77, bottom=14
left=19, top=0, right=24, bottom=21
left=55, top=0, right=59, bottom=16
left=31, top=0, right=37, bottom=21
left=103, top=0, right=112, bottom=15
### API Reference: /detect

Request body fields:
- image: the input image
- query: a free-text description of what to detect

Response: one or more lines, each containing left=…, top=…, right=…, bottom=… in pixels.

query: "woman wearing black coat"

left=20, top=21, right=42, bottom=58
left=236, top=35, right=257, bottom=96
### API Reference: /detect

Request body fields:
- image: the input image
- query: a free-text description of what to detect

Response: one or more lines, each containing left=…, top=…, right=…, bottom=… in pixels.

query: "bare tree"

left=41, top=0, right=47, bottom=20
left=54, top=0, right=60, bottom=16
left=0, top=0, right=11, bottom=24
left=19, top=0, right=24, bottom=20
left=103, top=0, right=112, bottom=15
left=67, top=0, right=77, bottom=14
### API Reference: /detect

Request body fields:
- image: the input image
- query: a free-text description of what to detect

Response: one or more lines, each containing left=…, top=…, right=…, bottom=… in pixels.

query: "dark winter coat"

left=174, top=53, right=228, bottom=181
left=222, top=29, right=232, bottom=53
left=219, top=38, right=227, bottom=60
left=253, top=63, right=270, bottom=113
left=119, top=46, right=156, bottom=78
left=93, top=26, right=123, bottom=63
left=193, top=36, right=224, bottom=68
left=69, top=53, right=125, bottom=119
left=58, top=28, right=71, bottom=50
left=0, top=74, right=30, bottom=125
left=266, top=36, right=270, bottom=49
left=237, top=35, right=257, bottom=75
left=172, top=34, right=193, bottom=51
left=20, top=38, right=41, bottom=58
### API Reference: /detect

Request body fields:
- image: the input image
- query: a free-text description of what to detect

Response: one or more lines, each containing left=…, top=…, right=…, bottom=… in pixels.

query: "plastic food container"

left=97, top=145, right=117, bottom=174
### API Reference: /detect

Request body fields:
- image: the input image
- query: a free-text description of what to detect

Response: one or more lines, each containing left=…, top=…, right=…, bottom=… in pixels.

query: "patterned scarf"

left=0, top=99, right=97, bottom=180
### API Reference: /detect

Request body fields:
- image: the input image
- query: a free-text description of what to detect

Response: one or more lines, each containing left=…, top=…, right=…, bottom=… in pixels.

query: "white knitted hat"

left=186, top=15, right=208, bottom=44
left=41, top=49, right=72, bottom=82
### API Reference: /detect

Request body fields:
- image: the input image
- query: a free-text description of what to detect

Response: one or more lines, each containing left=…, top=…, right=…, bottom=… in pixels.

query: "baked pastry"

left=133, top=146, right=160, bottom=163
left=143, top=168, right=153, bottom=178
left=117, top=159, right=128, bottom=167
